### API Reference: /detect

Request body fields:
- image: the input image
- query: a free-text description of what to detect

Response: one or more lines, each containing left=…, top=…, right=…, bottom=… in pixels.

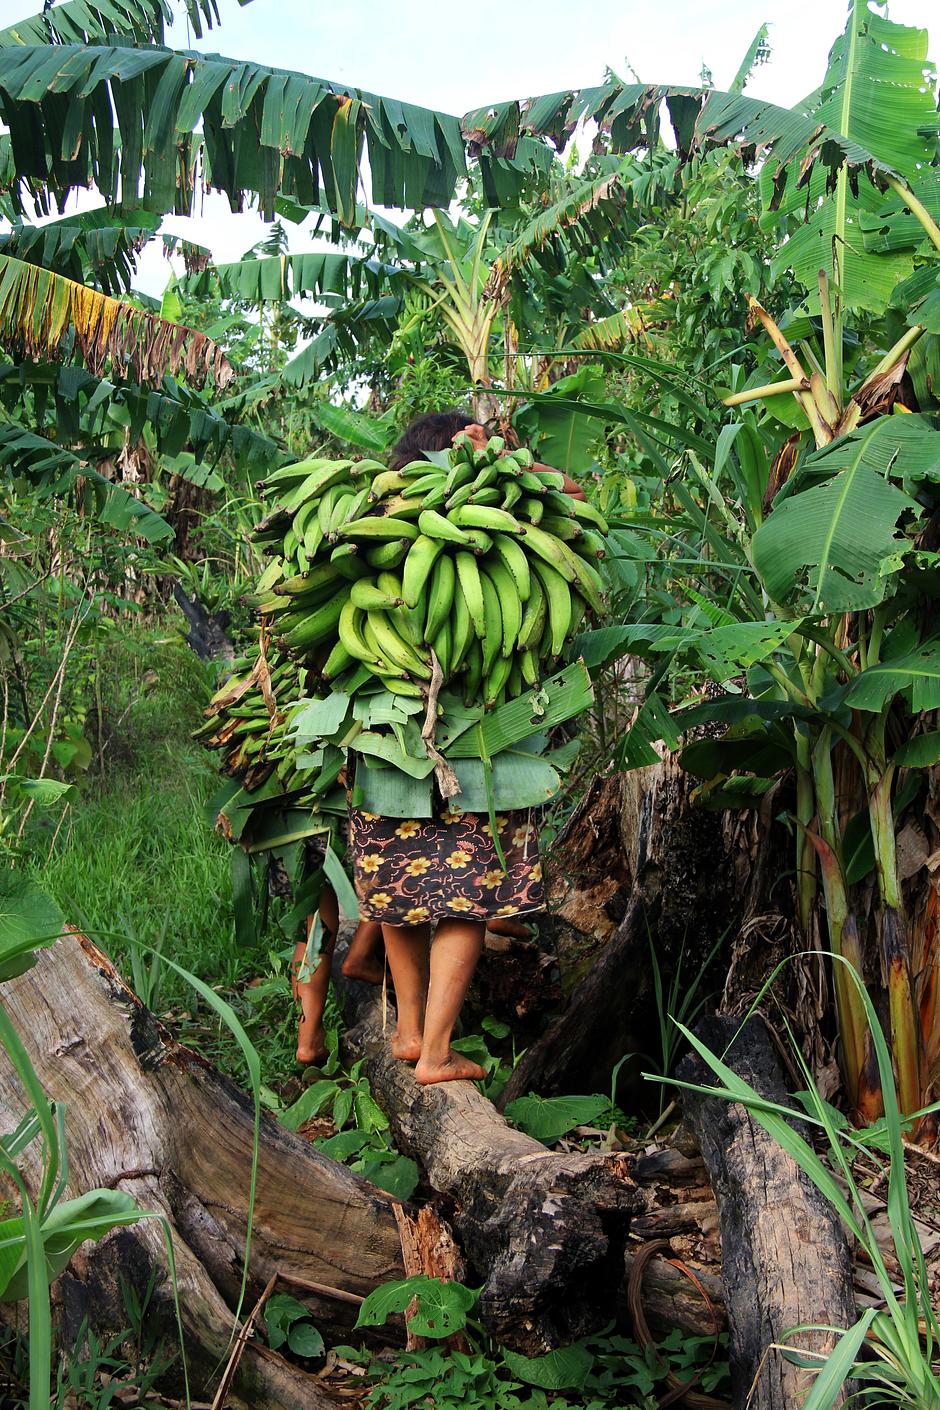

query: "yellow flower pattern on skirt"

left=349, top=802, right=544, bottom=924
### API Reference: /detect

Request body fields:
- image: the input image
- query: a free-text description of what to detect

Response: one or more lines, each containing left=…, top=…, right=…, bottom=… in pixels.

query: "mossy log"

left=0, top=931, right=406, bottom=1410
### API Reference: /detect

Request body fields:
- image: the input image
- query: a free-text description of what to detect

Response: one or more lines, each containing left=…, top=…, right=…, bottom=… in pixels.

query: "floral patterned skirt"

left=349, top=800, right=544, bottom=926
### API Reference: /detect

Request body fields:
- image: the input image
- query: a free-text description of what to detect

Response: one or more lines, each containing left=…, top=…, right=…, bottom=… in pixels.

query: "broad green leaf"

left=452, top=751, right=562, bottom=812
left=503, top=1092, right=609, bottom=1143
left=0, top=872, right=63, bottom=982
left=352, top=762, right=434, bottom=819
left=291, top=693, right=350, bottom=742
left=16, top=778, right=74, bottom=806
left=323, top=841, right=359, bottom=922
left=279, top=1080, right=338, bottom=1131
left=502, top=1343, right=594, bottom=1391
left=844, top=643, right=940, bottom=713
left=309, top=402, right=396, bottom=452
left=349, top=731, right=435, bottom=779
left=0, top=1189, right=139, bottom=1303
left=764, top=3, right=938, bottom=311
left=892, top=732, right=940, bottom=769
left=288, top=1321, right=324, bottom=1358
left=751, top=420, right=920, bottom=614
left=355, top=1275, right=478, bottom=1339
left=355, top=1154, right=419, bottom=1200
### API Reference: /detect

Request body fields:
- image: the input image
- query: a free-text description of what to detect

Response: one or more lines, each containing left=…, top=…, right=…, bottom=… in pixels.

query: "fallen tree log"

left=678, top=1015, right=856, bottom=1410
left=0, top=931, right=406, bottom=1410
left=339, top=962, right=645, bottom=1354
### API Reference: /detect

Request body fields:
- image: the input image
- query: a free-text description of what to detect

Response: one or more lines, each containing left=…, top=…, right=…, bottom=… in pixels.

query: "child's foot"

left=414, top=1051, right=486, bottom=1085
left=390, top=1029, right=423, bottom=1063
left=297, top=1022, right=328, bottom=1066
left=341, top=952, right=386, bottom=986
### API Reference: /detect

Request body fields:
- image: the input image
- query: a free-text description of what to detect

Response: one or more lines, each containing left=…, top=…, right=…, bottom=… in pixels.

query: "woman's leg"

left=341, top=919, right=385, bottom=985
left=381, top=922, right=431, bottom=1061
left=292, top=886, right=340, bottom=1064
left=414, top=918, right=486, bottom=1084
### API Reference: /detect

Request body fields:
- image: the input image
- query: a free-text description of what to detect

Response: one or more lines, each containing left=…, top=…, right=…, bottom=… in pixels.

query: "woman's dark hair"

left=388, top=410, right=474, bottom=471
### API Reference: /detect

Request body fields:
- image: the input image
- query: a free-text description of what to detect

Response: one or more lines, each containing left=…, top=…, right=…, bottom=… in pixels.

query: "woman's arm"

left=533, top=462, right=587, bottom=501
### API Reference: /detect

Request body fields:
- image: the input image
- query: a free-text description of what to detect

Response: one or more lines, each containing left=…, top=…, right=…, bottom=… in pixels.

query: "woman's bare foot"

left=297, top=1023, right=328, bottom=1066
left=341, top=952, right=386, bottom=986
left=414, top=1051, right=487, bottom=1084
left=390, top=1029, right=423, bottom=1063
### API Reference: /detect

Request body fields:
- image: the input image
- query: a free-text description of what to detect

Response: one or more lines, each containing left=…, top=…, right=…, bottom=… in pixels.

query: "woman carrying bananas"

left=349, top=411, right=584, bottom=1083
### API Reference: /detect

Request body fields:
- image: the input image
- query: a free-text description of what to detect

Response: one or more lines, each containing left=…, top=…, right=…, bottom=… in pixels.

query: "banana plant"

left=575, top=1, right=940, bottom=1122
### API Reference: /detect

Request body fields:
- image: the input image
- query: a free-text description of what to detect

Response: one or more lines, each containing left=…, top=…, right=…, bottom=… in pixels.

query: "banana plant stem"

left=885, top=174, right=940, bottom=256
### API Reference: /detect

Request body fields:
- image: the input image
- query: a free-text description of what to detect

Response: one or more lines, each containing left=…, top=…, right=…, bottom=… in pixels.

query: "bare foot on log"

left=415, top=1051, right=487, bottom=1085
left=391, top=1030, right=423, bottom=1063
left=342, top=952, right=386, bottom=986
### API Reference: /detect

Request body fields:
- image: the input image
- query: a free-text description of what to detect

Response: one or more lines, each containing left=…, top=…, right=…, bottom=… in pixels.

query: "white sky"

left=1, top=0, right=937, bottom=296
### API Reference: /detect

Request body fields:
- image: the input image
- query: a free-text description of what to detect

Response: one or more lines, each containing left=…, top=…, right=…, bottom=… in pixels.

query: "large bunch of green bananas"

left=252, top=434, right=609, bottom=709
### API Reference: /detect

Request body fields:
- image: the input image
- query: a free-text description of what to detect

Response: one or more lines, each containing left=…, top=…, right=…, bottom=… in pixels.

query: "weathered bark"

left=339, top=969, right=644, bottom=1354
left=0, top=932, right=406, bottom=1409
left=501, top=757, right=742, bottom=1106
left=678, top=1015, right=856, bottom=1410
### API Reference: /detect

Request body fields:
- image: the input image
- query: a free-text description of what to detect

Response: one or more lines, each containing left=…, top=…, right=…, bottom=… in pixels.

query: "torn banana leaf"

left=349, top=729, right=436, bottom=779
left=445, top=661, right=593, bottom=759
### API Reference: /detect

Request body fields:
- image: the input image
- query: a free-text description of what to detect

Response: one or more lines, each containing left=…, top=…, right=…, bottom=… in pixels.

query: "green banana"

left=520, top=647, right=540, bottom=686
left=402, top=534, right=446, bottom=608
left=518, top=495, right=544, bottom=525
left=456, top=551, right=486, bottom=639
left=501, top=480, right=523, bottom=511
left=366, top=611, right=432, bottom=679
left=531, top=557, right=572, bottom=657
left=330, top=543, right=365, bottom=579
left=418, top=509, right=474, bottom=546
left=479, top=570, right=503, bottom=676
left=482, top=559, right=522, bottom=657
left=350, top=578, right=404, bottom=611
left=339, top=516, right=420, bottom=543
left=517, top=572, right=546, bottom=650
left=365, top=538, right=410, bottom=569
left=338, top=599, right=384, bottom=668
left=451, top=576, right=473, bottom=670
left=462, top=638, right=484, bottom=706
left=572, top=499, right=609, bottom=533
left=369, top=469, right=410, bottom=501
left=284, top=460, right=354, bottom=511
left=540, top=513, right=584, bottom=542
left=282, top=592, right=349, bottom=654
left=519, top=523, right=579, bottom=583
left=483, top=652, right=513, bottom=708
left=322, top=638, right=356, bottom=680
left=459, top=529, right=493, bottom=556
left=424, top=552, right=456, bottom=644
left=450, top=504, right=522, bottom=534
left=433, top=617, right=453, bottom=678
left=330, top=485, right=370, bottom=536
left=490, top=533, right=531, bottom=601
left=378, top=674, right=425, bottom=699
left=578, top=527, right=608, bottom=560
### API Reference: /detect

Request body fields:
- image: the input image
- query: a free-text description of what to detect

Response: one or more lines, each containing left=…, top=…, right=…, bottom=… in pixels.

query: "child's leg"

left=341, top=919, right=385, bottom=985
left=292, top=885, right=339, bottom=1065
left=381, top=922, right=431, bottom=1062
left=414, top=918, right=486, bottom=1085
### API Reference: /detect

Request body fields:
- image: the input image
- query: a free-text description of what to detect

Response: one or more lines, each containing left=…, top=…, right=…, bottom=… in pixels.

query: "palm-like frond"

left=0, top=44, right=468, bottom=220
left=178, top=249, right=406, bottom=304
left=0, top=0, right=251, bottom=47
left=0, top=360, right=279, bottom=473
left=0, top=0, right=170, bottom=47
left=0, top=422, right=172, bottom=542
left=0, top=209, right=161, bottom=294
left=0, top=252, right=234, bottom=389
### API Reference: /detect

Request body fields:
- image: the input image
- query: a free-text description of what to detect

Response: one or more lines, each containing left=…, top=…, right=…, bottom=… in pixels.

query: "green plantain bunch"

left=251, top=433, right=609, bottom=709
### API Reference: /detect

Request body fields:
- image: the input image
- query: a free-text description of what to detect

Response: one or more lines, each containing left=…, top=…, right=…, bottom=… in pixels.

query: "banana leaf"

left=348, top=729, right=436, bottom=780
left=352, top=759, right=434, bottom=819
left=444, top=662, right=593, bottom=759
left=452, top=751, right=562, bottom=813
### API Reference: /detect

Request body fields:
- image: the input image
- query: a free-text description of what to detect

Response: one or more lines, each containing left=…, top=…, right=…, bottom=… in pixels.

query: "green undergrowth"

left=26, top=622, right=303, bottom=1086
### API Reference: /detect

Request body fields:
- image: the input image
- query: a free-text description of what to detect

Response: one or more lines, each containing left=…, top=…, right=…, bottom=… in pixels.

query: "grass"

left=26, top=625, right=302, bottom=1087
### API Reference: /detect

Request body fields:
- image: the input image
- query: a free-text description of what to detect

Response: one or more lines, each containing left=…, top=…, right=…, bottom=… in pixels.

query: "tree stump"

left=678, top=1015, right=856, bottom=1410
left=0, top=931, right=406, bottom=1409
